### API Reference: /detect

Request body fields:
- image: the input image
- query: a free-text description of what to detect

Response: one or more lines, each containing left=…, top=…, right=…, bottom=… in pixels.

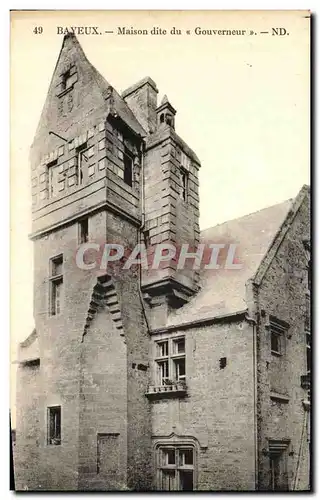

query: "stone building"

left=14, top=34, right=311, bottom=491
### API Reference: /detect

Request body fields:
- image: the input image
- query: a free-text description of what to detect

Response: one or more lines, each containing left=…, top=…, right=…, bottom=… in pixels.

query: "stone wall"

left=253, top=191, right=310, bottom=491
left=150, top=319, right=256, bottom=491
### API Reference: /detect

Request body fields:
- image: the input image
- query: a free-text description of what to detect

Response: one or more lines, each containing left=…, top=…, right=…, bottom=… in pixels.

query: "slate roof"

left=69, top=34, right=147, bottom=138
left=33, top=34, right=146, bottom=145
left=167, top=198, right=294, bottom=327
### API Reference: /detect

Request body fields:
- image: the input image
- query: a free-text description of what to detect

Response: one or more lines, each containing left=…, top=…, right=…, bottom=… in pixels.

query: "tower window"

left=47, top=406, right=61, bottom=445
left=179, top=168, right=188, bottom=201
left=48, top=159, right=58, bottom=198
left=79, top=218, right=89, bottom=244
left=123, top=148, right=133, bottom=187
left=49, top=255, right=63, bottom=316
left=76, top=143, right=88, bottom=185
left=160, top=113, right=165, bottom=123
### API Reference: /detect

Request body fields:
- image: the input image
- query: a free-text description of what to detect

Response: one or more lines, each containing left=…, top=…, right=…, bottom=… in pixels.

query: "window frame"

left=269, top=317, right=288, bottom=357
left=49, top=254, right=64, bottom=317
left=47, top=405, right=61, bottom=446
left=47, top=159, right=58, bottom=199
left=123, top=148, right=134, bottom=187
left=305, top=291, right=310, bottom=332
left=79, top=218, right=89, bottom=244
left=156, top=444, right=196, bottom=491
left=268, top=440, right=289, bottom=491
left=155, top=337, right=186, bottom=386
left=76, top=143, right=89, bottom=186
left=271, top=330, right=281, bottom=356
left=61, top=69, right=73, bottom=91
left=306, top=333, right=311, bottom=375
left=179, top=168, right=188, bottom=202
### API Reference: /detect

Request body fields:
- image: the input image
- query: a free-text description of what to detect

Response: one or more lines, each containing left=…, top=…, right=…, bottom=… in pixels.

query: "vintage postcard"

left=10, top=10, right=310, bottom=491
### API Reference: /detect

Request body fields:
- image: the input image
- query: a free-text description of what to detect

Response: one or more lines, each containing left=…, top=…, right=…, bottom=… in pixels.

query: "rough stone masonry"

left=14, top=33, right=311, bottom=491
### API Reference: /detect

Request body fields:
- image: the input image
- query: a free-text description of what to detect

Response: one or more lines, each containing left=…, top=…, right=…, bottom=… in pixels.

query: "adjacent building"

left=14, top=34, right=311, bottom=491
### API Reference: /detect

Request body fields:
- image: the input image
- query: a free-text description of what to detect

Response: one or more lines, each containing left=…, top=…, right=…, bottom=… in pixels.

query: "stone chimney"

left=122, top=77, right=158, bottom=134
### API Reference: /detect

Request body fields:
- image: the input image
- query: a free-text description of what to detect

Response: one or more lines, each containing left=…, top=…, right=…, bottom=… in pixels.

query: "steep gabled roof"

left=32, top=34, right=146, bottom=150
left=167, top=196, right=297, bottom=327
left=253, top=184, right=310, bottom=285
left=91, top=62, right=147, bottom=137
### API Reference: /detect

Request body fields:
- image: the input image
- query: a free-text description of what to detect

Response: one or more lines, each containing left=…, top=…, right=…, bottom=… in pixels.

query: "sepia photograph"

left=10, top=10, right=310, bottom=491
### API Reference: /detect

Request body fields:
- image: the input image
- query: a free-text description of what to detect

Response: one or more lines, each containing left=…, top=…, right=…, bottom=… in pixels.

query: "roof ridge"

left=201, top=198, right=293, bottom=234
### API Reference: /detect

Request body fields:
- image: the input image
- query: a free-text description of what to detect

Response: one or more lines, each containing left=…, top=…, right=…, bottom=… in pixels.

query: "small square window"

left=47, top=406, right=61, bottom=445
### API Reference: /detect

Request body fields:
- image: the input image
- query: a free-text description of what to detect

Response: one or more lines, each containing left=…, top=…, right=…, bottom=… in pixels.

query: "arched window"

left=160, top=113, right=165, bottom=124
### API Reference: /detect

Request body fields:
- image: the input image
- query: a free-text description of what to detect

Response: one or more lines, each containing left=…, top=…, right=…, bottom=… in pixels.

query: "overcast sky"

left=10, top=11, right=309, bottom=419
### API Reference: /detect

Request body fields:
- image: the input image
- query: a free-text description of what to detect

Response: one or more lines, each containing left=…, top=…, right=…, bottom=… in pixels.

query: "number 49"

left=33, top=27, right=43, bottom=34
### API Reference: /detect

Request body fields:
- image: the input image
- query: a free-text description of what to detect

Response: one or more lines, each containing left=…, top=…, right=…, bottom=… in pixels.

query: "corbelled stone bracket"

left=82, top=274, right=124, bottom=341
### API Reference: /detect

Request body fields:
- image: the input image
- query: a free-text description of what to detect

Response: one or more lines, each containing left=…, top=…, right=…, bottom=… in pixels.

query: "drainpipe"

left=246, top=312, right=258, bottom=490
left=137, top=139, right=151, bottom=332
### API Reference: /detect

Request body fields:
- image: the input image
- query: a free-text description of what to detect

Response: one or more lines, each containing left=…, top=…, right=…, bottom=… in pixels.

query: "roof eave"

left=151, top=309, right=248, bottom=335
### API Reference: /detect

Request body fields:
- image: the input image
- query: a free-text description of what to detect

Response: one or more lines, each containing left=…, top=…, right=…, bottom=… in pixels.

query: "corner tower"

left=123, top=89, right=201, bottom=328
left=17, top=34, right=153, bottom=491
